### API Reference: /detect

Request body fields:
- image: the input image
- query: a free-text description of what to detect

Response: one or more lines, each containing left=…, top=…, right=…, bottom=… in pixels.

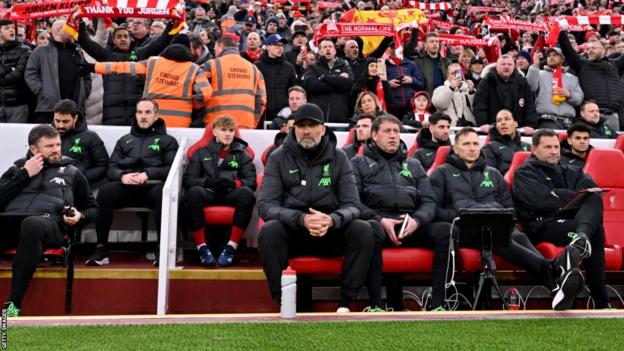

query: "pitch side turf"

left=6, top=318, right=624, bottom=350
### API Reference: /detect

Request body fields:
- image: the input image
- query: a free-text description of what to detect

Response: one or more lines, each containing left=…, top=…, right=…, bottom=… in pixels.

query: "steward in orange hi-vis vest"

left=201, top=39, right=266, bottom=129
left=94, top=44, right=212, bottom=128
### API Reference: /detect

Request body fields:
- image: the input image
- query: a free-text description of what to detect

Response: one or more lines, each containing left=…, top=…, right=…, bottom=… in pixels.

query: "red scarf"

left=552, top=67, right=566, bottom=105
left=245, top=48, right=261, bottom=62
left=376, top=80, right=386, bottom=111
left=413, top=111, right=430, bottom=122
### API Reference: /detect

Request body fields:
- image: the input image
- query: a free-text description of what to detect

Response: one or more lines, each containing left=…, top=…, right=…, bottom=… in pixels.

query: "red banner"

left=438, top=33, right=493, bottom=47
left=81, top=5, right=176, bottom=18
left=429, top=19, right=469, bottom=32
left=485, top=18, right=547, bottom=32
left=466, top=6, right=503, bottom=15
left=11, top=0, right=93, bottom=20
left=315, top=22, right=395, bottom=42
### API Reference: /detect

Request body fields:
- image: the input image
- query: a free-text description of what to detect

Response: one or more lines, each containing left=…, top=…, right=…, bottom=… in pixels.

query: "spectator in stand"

left=190, top=34, right=212, bottom=66
left=203, top=35, right=266, bottom=129
left=526, top=47, right=583, bottom=130
left=189, top=7, right=220, bottom=39
left=1, top=124, right=98, bottom=317
left=351, top=115, right=451, bottom=311
left=52, top=99, right=109, bottom=185
left=402, top=91, right=431, bottom=130
left=255, top=34, right=297, bottom=124
left=466, top=56, right=484, bottom=86
left=560, top=123, right=594, bottom=168
left=303, top=38, right=354, bottom=124
left=236, top=15, right=258, bottom=52
left=272, top=85, right=307, bottom=129
left=0, top=19, right=31, bottom=123
left=35, top=31, right=49, bottom=48
left=284, top=29, right=309, bottom=77
left=409, top=32, right=452, bottom=95
left=458, top=48, right=475, bottom=76
left=258, top=103, right=374, bottom=313
left=513, top=129, right=610, bottom=309
left=352, top=59, right=390, bottom=117
left=353, top=91, right=385, bottom=120
left=343, top=114, right=374, bottom=159
left=343, top=40, right=366, bottom=82
left=150, top=21, right=165, bottom=37
left=558, top=28, right=624, bottom=131
left=86, top=99, right=178, bottom=266
left=431, top=127, right=585, bottom=311
left=77, top=20, right=174, bottom=126
left=411, top=112, right=451, bottom=171
left=127, top=18, right=153, bottom=49
left=481, top=109, right=531, bottom=175
left=385, top=48, right=425, bottom=120
left=183, top=116, right=256, bottom=267
left=263, top=17, right=279, bottom=38
left=473, top=54, right=536, bottom=128
left=515, top=50, right=531, bottom=76
left=432, top=63, right=477, bottom=127
left=241, top=32, right=262, bottom=63
left=575, top=100, right=617, bottom=139
left=25, top=20, right=91, bottom=124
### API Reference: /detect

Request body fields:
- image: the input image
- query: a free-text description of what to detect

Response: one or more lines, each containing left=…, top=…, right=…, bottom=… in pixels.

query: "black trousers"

left=185, top=186, right=256, bottom=231
left=8, top=216, right=63, bottom=307
left=95, top=182, right=163, bottom=245
left=525, top=193, right=608, bottom=307
left=258, top=219, right=374, bottom=303
left=369, top=221, right=451, bottom=310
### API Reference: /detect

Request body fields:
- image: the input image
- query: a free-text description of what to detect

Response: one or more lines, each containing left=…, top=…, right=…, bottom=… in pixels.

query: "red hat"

left=222, top=32, right=241, bottom=43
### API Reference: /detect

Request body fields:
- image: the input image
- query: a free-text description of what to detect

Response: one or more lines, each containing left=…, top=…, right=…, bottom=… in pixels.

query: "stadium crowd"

left=0, top=0, right=623, bottom=316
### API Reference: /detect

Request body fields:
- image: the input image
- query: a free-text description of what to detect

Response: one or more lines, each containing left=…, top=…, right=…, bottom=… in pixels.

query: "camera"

left=62, top=206, right=76, bottom=217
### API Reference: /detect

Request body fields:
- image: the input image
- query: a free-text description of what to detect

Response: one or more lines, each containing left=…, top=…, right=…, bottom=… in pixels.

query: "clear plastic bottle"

left=507, top=288, right=520, bottom=311
left=280, top=266, right=297, bottom=319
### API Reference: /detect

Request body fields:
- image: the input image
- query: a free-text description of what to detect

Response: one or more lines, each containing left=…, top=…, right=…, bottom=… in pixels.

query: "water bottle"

left=507, top=288, right=520, bottom=311
left=280, top=266, right=297, bottom=319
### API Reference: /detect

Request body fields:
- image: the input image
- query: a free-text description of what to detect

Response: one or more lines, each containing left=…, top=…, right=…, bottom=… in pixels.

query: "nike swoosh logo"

left=203, top=157, right=212, bottom=161
left=426, top=152, right=434, bottom=156
left=126, top=139, right=133, bottom=144
left=452, top=173, right=461, bottom=177
left=289, top=169, right=299, bottom=174
left=498, top=145, right=507, bottom=149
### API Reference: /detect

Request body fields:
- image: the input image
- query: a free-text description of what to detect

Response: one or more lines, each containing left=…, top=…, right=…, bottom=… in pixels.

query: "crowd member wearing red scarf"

left=241, top=31, right=262, bottom=63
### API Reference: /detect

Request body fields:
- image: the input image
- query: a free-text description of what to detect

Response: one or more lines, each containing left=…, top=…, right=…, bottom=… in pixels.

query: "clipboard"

left=557, top=188, right=609, bottom=214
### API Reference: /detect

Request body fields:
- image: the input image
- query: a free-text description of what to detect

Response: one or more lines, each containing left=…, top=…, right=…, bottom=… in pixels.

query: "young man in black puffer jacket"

left=0, top=19, right=31, bottom=123
left=183, top=116, right=256, bottom=267
left=86, top=99, right=178, bottom=266
left=411, top=112, right=451, bottom=171
left=482, top=109, right=531, bottom=175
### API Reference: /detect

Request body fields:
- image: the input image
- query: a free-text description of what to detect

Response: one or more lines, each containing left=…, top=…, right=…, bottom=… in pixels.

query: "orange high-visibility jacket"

left=202, top=49, right=267, bottom=129
left=95, top=57, right=212, bottom=128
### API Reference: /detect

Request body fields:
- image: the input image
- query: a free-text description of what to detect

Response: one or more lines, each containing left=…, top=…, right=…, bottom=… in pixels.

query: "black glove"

left=215, top=177, right=235, bottom=192
left=80, top=62, right=95, bottom=76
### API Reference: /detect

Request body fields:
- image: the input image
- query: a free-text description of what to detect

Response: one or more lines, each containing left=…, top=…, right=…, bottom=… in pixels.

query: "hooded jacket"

left=255, top=50, right=297, bottom=120
left=303, top=57, right=354, bottom=123
left=60, top=114, right=109, bottom=184
left=183, top=136, right=256, bottom=191
left=575, top=117, right=618, bottom=139
left=351, top=142, right=436, bottom=226
left=411, top=128, right=451, bottom=171
left=0, top=155, right=98, bottom=227
left=258, top=128, right=360, bottom=230
left=106, top=118, right=179, bottom=181
left=0, top=41, right=31, bottom=107
left=385, top=57, right=426, bottom=112
left=482, top=127, right=531, bottom=175
left=429, top=150, right=512, bottom=223
left=559, top=140, right=592, bottom=169
left=512, top=155, right=597, bottom=230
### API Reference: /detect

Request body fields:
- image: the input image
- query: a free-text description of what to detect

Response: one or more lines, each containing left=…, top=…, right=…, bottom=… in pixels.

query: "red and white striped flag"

left=407, top=1, right=452, bottom=11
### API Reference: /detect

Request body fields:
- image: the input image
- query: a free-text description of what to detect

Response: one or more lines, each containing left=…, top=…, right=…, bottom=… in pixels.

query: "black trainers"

left=552, top=245, right=582, bottom=278
left=86, top=246, right=110, bottom=266
left=552, top=267, right=584, bottom=310
left=568, top=232, right=592, bottom=259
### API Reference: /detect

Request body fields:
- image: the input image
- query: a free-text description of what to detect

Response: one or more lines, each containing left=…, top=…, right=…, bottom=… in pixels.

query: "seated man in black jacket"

left=351, top=115, right=451, bottom=311
left=258, top=103, right=374, bottom=313
left=430, top=128, right=584, bottom=310
left=52, top=99, right=109, bottom=185
left=86, top=99, right=179, bottom=266
left=512, top=129, right=609, bottom=308
left=482, top=109, right=531, bottom=175
left=0, top=125, right=98, bottom=316
left=412, top=112, right=451, bottom=171
left=576, top=100, right=617, bottom=139
left=183, top=116, right=257, bottom=267
left=342, top=114, right=374, bottom=159
left=560, top=123, right=594, bottom=168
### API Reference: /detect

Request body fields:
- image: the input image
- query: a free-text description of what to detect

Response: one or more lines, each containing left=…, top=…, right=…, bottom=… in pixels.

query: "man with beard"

left=86, top=99, right=178, bottom=266
left=482, top=109, right=531, bottom=175
left=411, top=112, right=452, bottom=171
left=342, top=114, right=374, bottom=159
left=560, top=123, right=593, bottom=168
left=526, top=47, right=583, bottom=130
left=258, top=103, right=374, bottom=312
left=0, top=18, right=31, bottom=123
left=1, top=125, right=98, bottom=316
left=52, top=99, right=109, bottom=185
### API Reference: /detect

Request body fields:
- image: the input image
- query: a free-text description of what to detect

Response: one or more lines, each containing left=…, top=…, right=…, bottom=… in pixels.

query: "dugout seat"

left=504, top=151, right=531, bottom=189
left=406, top=141, right=420, bottom=157
left=614, top=135, right=624, bottom=154
left=426, top=146, right=450, bottom=176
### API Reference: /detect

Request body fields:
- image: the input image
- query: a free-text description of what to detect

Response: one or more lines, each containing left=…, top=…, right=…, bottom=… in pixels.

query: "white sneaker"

left=336, top=307, right=351, bottom=313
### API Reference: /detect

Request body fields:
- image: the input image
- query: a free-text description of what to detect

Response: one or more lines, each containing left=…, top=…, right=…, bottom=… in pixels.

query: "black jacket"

left=473, top=69, right=537, bottom=127
left=512, top=155, right=597, bottom=228
left=78, top=21, right=172, bottom=125
left=559, top=31, right=624, bottom=111
left=259, top=128, right=361, bottom=230
left=411, top=128, right=450, bottom=171
left=183, top=136, right=256, bottom=191
left=61, top=114, right=109, bottom=184
left=0, top=155, right=98, bottom=227
left=575, top=117, right=618, bottom=139
left=0, top=41, right=31, bottom=107
left=107, top=119, right=179, bottom=181
left=342, top=132, right=366, bottom=160
left=303, top=57, right=354, bottom=123
left=559, top=140, right=592, bottom=169
left=255, top=51, right=297, bottom=120
left=430, top=150, right=512, bottom=223
left=482, top=128, right=531, bottom=175
left=351, top=142, right=436, bottom=226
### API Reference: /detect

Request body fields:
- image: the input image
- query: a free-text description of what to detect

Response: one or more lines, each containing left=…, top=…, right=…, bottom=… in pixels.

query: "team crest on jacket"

left=318, top=163, right=332, bottom=187
left=50, top=177, right=66, bottom=186
left=480, top=171, right=494, bottom=188
left=69, top=138, right=82, bottom=154
left=399, top=162, right=412, bottom=178
left=148, top=138, right=160, bottom=152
